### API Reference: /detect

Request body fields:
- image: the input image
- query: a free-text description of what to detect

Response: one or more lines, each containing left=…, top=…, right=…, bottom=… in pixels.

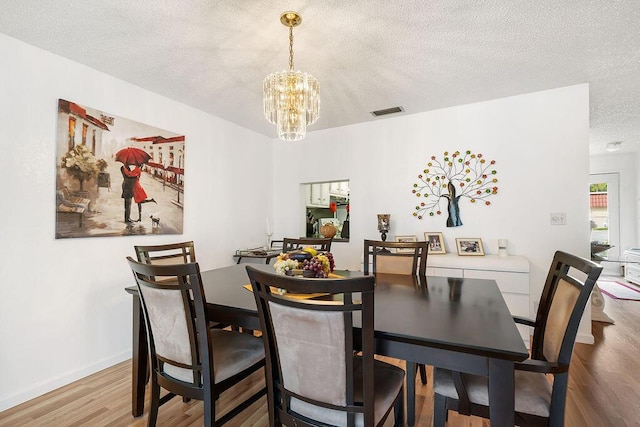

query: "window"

left=303, top=181, right=350, bottom=241
left=82, top=123, right=88, bottom=146
left=67, top=117, right=76, bottom=150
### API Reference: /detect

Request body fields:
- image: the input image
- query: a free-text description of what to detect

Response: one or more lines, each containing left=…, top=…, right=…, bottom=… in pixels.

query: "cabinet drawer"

left=427, top=267, right=463, bottom=278
left=463, top=270, right=529, bottom=294
left=625, top=265, right=640, bottom=285
left=502, top=293, right=530, bottom=317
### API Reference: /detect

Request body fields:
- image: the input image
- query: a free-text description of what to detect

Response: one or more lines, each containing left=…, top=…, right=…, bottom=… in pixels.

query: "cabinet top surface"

left=427, top=253, right=529, bottom=273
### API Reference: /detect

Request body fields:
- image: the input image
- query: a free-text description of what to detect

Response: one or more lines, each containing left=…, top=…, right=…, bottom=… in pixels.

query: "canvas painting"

left=55, top=99, right=185, bottom=239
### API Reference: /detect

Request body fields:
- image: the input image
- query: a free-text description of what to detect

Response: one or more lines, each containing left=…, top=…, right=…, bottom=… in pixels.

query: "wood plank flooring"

left=1, top=289, right=638, bottom=426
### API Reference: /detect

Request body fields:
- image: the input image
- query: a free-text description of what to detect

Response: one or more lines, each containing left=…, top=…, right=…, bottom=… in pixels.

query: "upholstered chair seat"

left=164, top=329, right=265, bottom=384
left=434, top=367, right=553, bottom=418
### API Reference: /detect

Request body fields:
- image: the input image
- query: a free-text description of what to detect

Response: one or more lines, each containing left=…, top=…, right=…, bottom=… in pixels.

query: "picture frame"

left=394, top=235, right=418, bottom=253
left=424, top=232, right=446, bottom=254
left=456, top=238, right=485, bottom=256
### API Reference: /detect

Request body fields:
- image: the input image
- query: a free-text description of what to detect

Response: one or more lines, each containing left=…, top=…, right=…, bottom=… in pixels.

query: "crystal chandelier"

left=263, top=12, right=320, bottom=141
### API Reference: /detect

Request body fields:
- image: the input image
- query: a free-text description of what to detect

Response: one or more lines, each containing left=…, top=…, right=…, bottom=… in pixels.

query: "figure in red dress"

left=121, top=165, right=156, bottom=222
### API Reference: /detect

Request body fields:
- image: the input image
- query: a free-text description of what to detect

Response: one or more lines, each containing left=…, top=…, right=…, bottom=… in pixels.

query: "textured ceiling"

left=1, top=1, right=639, bottom=154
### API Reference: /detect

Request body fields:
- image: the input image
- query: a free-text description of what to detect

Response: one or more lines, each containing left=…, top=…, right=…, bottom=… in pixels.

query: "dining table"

left=125, top=263, right=528, bottom=426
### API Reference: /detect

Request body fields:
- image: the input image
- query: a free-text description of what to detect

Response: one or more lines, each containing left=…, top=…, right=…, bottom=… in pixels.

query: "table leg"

left=131, top=294, right=148, bottom=417
left=487, top=358, right=515, bottom=427
left=405, top=361, right=416, bottom=425
left=236, top=257, right=242, bottom=264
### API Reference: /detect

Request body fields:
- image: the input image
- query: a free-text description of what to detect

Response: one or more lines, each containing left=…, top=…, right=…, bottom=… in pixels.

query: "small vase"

left=341, top=215, right=350, bottom=239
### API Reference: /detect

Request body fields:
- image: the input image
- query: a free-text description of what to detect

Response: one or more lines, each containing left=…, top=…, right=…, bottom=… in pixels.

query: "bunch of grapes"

left=324, top=252, right=335, bottom=272
left=302, top=256, right=328, bottom=278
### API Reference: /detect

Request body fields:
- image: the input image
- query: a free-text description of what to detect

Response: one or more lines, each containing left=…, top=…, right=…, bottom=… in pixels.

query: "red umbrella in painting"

left=115, top=147, right=151, bottom=166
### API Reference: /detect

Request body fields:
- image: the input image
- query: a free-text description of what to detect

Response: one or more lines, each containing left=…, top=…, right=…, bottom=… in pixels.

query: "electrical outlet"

left=550, top=212, right=567, bottom=225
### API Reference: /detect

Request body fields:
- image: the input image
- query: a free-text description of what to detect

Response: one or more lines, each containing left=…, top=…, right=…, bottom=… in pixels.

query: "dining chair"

left=363, top=239, right=429, bottom=411
left=282, top=237, right=332, bottom=253
left=245, top=266, right=405, bottom=427
left=270, top=239, right=284, bottom=251
left=127, top=257, right=266, bottom=427
left=134, top=241, right=196, bottom=265
left=363, top=239, right=428, bottom=276
left=432, top=250, right=602, bottom=427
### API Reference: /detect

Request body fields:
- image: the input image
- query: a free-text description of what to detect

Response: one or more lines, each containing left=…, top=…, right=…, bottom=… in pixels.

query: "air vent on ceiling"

left=370, top=106, right=404, bottom=117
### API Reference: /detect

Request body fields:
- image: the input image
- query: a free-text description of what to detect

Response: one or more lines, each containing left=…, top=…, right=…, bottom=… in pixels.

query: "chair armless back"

left=363, top=239, right=428, bottom=276
left=246, top=266, right=379, bottom=426
left=134, top=241, right=196, bottom=265
left=282, top=237, right=332, bottom=253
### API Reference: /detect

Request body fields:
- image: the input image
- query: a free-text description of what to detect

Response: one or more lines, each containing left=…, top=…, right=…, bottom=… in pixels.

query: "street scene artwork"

left=55, top=99, right=185, bottom=239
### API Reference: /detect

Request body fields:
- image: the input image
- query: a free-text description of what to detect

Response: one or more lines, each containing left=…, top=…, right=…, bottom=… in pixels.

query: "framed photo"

left=424, top=232, right=446, bottom=254
left=456, top=238, right=485, bottom=256
left=394, top=235, right=418, bottom=253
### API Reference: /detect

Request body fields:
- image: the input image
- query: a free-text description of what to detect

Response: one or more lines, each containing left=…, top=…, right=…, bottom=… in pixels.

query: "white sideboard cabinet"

left=623, top=249, right=640, bottom=285
left=426, top=254, right=531, bottom=346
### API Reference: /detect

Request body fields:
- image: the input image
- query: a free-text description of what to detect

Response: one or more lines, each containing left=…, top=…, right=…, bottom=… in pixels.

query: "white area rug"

left=597, top=280, right=640, bottom=301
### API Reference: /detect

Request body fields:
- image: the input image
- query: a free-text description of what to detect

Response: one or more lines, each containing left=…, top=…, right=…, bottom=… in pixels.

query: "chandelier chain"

left=288, top=24, right=294, bottom=71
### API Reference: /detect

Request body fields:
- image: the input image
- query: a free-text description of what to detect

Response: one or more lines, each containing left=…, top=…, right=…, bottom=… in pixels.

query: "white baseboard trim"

left=0, top=351, right=130, bottom=413
left=576, top=332, right=595, bottom=345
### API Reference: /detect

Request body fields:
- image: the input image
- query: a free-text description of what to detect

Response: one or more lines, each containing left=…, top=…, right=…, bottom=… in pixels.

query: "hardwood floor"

left=1, top=291, right=638, bottom=426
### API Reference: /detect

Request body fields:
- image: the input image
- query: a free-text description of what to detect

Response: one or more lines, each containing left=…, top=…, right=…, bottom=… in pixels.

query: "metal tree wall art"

left=412, top=150, right=498, bottom=227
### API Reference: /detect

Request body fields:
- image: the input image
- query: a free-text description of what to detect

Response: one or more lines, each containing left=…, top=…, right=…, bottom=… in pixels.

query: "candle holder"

left=377, top=214, right=391, bottom=252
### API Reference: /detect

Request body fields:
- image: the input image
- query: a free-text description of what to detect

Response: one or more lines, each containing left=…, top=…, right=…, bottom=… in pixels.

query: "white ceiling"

left=2, top=1, right=639, bottom=155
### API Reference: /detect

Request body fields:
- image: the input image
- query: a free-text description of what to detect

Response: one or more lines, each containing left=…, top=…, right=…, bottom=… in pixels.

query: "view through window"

left=590, top=173, right=620, bottom=262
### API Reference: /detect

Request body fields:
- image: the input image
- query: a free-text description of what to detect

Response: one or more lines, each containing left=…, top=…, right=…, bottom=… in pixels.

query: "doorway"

left=589, top=173, right=620, bottom=273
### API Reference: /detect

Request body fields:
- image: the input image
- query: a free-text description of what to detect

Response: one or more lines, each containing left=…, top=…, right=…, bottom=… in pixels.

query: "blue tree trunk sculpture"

left=446, top=183, right=463, bottom=227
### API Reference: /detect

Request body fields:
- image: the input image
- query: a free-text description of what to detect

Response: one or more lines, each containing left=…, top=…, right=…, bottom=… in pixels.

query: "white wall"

left=0, top=34, right=274, bottom=411
left=272, top=84, right=592, bottom=338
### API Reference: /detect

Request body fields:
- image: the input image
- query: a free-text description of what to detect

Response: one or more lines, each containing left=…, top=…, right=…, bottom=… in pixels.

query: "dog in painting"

left=150, top=215, right=160, bottom=227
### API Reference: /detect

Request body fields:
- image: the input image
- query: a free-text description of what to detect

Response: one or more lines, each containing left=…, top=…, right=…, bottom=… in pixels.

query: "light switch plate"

left=550, top=212, right=567, bottom=225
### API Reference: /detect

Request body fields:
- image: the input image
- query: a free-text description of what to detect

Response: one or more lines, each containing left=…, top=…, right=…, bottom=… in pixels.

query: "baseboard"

left=0, top=351, right=130, bottom=412
left=576, top=331, right=595, bottom=345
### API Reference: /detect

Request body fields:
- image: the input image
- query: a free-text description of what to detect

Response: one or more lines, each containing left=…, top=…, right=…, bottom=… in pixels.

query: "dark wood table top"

left=195, top=264, right=528, bottom=361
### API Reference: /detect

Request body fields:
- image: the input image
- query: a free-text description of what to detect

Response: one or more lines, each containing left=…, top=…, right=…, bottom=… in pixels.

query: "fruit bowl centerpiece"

left=274, top=246, right=335, bottom=278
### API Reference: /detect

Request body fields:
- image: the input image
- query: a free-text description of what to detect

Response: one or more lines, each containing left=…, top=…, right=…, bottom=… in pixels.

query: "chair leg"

left=203, top=393, right=214, bottom=427
left=393, top=386, right=404, bottom=427
left=433, top=393, right=447, bottom=427
left=406, top=361, right=416, bottom=425
left=148, top=380, right=160, bottom=427
left=418, top=363, right=427, bottom=384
